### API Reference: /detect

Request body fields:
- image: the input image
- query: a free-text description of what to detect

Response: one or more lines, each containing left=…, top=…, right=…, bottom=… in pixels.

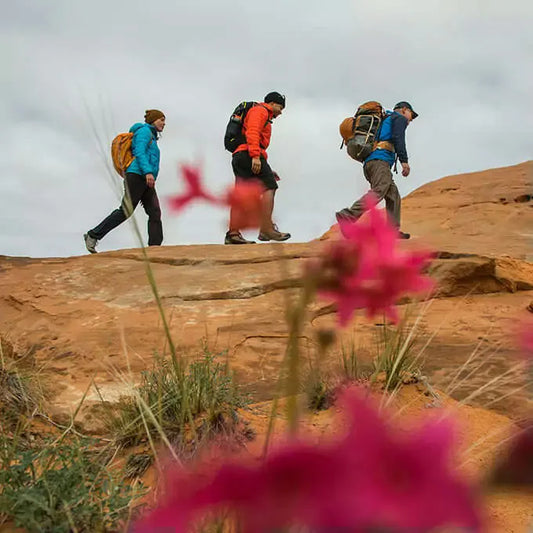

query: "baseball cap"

left=394, top=101, right=418, bottom=119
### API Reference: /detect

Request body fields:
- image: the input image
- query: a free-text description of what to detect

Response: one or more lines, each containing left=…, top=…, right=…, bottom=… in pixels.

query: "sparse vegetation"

left=105, top=352, right=246, bottom=448
left=0, top=435, right=142, bottom=533
left=306, top=375, right=334, bottom=411
left=340, top=339, right=363, bottom=382
left=372, top=320, right=418, bottom=391
left=0, top=337, right=45, bottom=432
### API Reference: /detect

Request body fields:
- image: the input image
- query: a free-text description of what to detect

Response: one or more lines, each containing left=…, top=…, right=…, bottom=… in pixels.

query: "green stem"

left=285, top=280, right=315, bottom=435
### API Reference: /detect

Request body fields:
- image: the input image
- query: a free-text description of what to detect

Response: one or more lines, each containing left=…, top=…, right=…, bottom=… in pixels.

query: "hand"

left=251, top=157, right=261, bottom=174
left=401, top=162, right=410, bottom=177
left=146, top=174, right=155, bottom=188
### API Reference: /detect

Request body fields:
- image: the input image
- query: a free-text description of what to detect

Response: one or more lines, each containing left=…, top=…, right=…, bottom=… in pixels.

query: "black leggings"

left=89, top=173, right=163, bottom=245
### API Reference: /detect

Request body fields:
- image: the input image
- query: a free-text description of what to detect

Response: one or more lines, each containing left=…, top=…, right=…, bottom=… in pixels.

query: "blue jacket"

left=126, top=123, right=161, bottom=178
left=365, top=111, right=409, bottom=167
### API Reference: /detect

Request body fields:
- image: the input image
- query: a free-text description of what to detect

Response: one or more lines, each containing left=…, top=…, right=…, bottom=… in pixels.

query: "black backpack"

left=224, top=101, right=258, bottom=153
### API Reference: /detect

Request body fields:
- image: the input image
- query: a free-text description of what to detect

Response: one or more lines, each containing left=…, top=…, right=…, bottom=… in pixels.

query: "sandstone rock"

left=0, top=162, right=531, bottom=428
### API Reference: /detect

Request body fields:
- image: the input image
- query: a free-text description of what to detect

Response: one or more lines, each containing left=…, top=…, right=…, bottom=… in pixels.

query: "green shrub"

left=0, top=436, right=141, bottom=532
left=106, top=353, right=246, bottom=448
left=0, top=342, right=45, bottom=432
left=372, top=321, right=418, bottom=391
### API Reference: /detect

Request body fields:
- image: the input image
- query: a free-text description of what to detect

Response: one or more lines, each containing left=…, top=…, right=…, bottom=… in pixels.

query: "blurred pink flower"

left=226, top=179, right=264, bottom=231
left=135, top=388, right=480, bottom=532
left=316, top=193, right=434, bottom=325
left=167, top=164, right=220, bottom=212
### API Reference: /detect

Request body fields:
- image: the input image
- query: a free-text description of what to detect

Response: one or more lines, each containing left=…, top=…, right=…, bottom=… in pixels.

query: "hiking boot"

left=399, top=231, right=411, bottom=240
left=258, top=227, right=291, bottom=242
left=224, top=231, right=255, bottom=245
left=84, top=232, right=98, bottom=253
left=335, top=209, right=357, bottom=225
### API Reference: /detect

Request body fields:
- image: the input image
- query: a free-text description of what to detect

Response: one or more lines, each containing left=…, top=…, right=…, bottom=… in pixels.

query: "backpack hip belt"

left=373, top=140, right=395, bottom=152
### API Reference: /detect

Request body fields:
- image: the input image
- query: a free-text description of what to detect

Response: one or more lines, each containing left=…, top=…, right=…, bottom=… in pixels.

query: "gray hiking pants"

left=344, top=159, right=401, bottom=227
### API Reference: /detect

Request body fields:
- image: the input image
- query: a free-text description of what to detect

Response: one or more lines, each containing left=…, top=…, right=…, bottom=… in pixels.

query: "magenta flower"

left=314, top=193, right=434, bottom=325
left=167, top=164, right=220, bottom=212
left=135, top=388, right=481, bottom=532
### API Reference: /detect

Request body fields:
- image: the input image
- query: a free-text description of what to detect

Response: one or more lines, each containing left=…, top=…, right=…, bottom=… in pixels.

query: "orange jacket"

left=234, top=103, right=273, bottom=159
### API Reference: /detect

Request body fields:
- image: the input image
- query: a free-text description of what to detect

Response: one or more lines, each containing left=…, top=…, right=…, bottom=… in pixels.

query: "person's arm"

left=390, top=114, right=410, bottom=176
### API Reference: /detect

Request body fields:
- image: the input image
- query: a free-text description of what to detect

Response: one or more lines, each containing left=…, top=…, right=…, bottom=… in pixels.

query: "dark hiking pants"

left=89, top=173, right=163, bottom=245
left=341, top=160, right=401, bottom=227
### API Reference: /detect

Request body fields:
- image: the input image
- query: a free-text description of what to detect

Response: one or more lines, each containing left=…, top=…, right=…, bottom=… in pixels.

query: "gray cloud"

left=2, top=0, right=532, bottom=257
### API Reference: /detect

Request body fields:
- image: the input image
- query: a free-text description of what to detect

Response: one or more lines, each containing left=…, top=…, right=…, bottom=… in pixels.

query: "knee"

left=146, top=201, right=161, bottom=220
left=388, top=183, right=400, bottom=199
left=149, top=206, right=161, bottom=220
left=121, top=203, right=134, bottom=219
left=372, top=183, right=390, bottom=199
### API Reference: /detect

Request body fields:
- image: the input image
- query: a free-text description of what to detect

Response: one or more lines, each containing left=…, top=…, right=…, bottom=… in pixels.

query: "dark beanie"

left=264, top=92, right=286, bottom=108
left=144, top=109, right=165, bottom=124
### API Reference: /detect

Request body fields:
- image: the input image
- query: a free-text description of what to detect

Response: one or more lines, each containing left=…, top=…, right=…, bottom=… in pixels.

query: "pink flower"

left=167, top=164, right=220, bottom=212
left=135, top=388, right=481, bottom=532
left=165, top=165, right=264, bottom=232
left=314, top=193, right=434, bottom=325
left=226, top=179, right=264, bottom=231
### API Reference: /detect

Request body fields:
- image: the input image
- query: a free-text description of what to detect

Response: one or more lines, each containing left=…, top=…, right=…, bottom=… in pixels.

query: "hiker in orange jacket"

left=225, top=92, right=291, bottom=245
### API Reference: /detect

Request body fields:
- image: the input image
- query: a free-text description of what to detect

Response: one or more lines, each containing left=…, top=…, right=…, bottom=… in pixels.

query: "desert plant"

left=106, top=352, right=246, bottom=448
left=0, top=339, right=45, bottom=431
left=372, top=319, right=419, bottom=391
left=0, top=435, right=142, bottom=532
left=306, top=376, right=334, bottom=411
left=340, top=339, right=363, bottom=382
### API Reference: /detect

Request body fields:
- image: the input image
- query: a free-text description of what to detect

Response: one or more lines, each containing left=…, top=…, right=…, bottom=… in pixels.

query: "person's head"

left=393, top=101, right=418, bottom=124
left=144, top=109, right=166, bottom=132
left=264, top=92, right=286, bottom=118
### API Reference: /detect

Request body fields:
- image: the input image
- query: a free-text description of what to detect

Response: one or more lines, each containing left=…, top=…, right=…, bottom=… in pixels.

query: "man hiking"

left=225, top=92, right=291, bottom=245
left=336, top=101, right=418, bottom=239
left=84, top=109, right=166, bottom=253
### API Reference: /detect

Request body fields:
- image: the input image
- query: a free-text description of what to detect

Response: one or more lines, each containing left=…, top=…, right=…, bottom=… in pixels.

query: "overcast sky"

left=2, top=0, right=532, bottom=257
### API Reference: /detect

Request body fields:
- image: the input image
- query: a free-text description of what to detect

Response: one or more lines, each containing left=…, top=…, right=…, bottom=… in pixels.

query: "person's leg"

left=259, top=189, right=275, bottom=233
left=336, top=160, right=393, bottom=222
left=385, top=180, right=401, bottom=228
left=140, top=186, right=163, bottom=246
left=225, top=152, right=257, bottom=244
left=86, top=173, right=146, bottom=245
left=384, top=179, right=409, bottom=238
left=255, top=158, right=289, bottom=241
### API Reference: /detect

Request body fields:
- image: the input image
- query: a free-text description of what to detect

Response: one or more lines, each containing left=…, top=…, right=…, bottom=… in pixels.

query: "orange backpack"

left=111, top=132, right=135, bottom=178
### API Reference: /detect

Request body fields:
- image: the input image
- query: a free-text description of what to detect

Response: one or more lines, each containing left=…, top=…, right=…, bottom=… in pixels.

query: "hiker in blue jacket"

left=336, top=101, right=418, bottom=239
left=84, top=109, right=166, bottom=253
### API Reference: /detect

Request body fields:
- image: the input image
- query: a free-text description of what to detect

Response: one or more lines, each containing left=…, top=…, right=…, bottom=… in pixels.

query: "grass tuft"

left=106, top=352, right=246, bottom=449
left=0, top=435, right=142, bottom=532
left=372, top=320, right=419, bottom=392
left=0, top=337, right=46, bottom=432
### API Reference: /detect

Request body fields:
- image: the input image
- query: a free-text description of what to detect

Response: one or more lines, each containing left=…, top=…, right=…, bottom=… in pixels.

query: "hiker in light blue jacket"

left=84, top=109, right=166, bottom=253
